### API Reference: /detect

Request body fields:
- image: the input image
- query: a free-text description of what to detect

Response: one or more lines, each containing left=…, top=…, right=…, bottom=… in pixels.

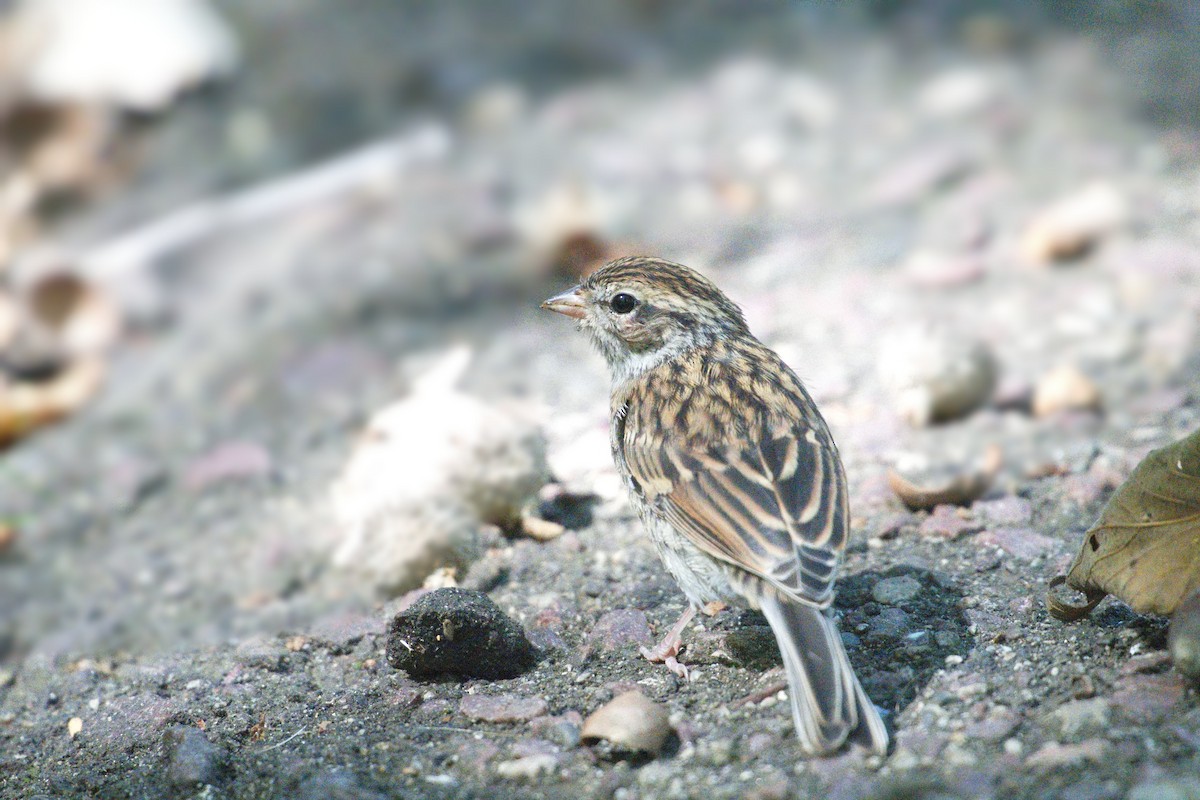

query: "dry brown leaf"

left=581, top=691, right=672, bottom=755
left=1048, top=428, right=1200, bottom=620
left=0, top=357, right=104, bottom=447
left=887, top=444, right=1003, bottom=511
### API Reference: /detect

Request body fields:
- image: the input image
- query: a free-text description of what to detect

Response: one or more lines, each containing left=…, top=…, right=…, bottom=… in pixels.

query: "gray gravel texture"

left=4, top=3, right=1200, bottom=799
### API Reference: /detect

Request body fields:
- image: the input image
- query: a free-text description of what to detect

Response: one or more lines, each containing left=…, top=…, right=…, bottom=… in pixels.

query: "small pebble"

left=459, top=694, right=547, bottom=723
left=975, top=527, right=1058, bottom=561
left=1033, top=365, right=1102, bottom=417
left=919, top=505, right=984, bottom=540
left=495, top=753, right=559, bottom=781
left=867, top=608, right=912, bottom=641
left=1044, top=698, right=1111, bottom=740
left=1021, top=182, right=1127, bottom=264
left=162, top=726, right=227, bottom=787
left=879, top=326, right=997, bottom=426
left=584, top=609, right=654, bottom=654
left=1023, top=738, right=1109, bottom=770
left=872, top=576, right=923, bottom=605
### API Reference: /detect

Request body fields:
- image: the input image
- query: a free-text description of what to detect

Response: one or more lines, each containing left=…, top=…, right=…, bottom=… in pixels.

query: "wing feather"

left=628, top=422, right=849, bottom=607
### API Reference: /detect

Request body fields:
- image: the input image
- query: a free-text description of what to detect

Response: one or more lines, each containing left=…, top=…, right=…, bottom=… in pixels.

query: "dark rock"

left=296, top=768, right=389, bottom=800
left=724, top=626, right=783, bottom=670
left=386, top=587, right=537, bottom=679
left=163, top=726, right=227, bottom=787
left=537, top=484, right=599, bottom=530
left=867, top=608, right=911, bottom=641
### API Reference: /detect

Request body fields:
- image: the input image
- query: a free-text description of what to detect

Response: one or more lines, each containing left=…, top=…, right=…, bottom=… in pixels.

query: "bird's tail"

left=758, top=593, right=889, bottom=756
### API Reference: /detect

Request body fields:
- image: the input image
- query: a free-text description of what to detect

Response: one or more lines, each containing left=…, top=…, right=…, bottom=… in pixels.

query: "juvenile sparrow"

left=542, top=256, right=888, bottom=756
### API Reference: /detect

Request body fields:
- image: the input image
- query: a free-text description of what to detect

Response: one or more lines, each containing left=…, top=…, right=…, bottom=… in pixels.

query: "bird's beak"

left=541, top=286, right=587, bottom=320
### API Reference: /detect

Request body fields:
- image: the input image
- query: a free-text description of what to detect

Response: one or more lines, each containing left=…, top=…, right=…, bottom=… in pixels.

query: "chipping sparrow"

left=543, top=256, right=888, bottom=756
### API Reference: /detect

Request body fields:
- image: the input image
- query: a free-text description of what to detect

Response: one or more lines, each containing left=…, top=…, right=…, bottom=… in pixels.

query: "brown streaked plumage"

left=542, top=256, right=888, bottom=757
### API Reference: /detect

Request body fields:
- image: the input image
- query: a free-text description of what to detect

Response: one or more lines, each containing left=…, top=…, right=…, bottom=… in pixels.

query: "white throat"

left=598, top=328, right=707, bottom=389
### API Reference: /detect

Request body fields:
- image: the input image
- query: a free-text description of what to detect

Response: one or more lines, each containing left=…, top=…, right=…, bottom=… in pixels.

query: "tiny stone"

left=872, top=576, right=923, bottom=605
left=1024, top=738, right=1109, bottom=770
left=971, top=496, right=1033, bottom=527
left=495, top=753, right=559, bottom=781
left=975, top=527, right=1058, bottom=561
left=919, top=505, right=984, bottom=540
left=459, top=694, right=548, bottom=723
left=386, top=588, right=538, bottom=679
left=1045, top=698, right=1111, bottom=740
left=584, top=609, right=654, bottom=654
left=162, top=726, right=227, bottom=787
left=1110, top=673, right=1186, bottom=722
left=867, top=608, right=911, bottom=641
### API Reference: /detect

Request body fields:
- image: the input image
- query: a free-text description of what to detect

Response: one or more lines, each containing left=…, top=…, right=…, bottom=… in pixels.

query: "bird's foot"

left=640, top=606, right=698, bottom=680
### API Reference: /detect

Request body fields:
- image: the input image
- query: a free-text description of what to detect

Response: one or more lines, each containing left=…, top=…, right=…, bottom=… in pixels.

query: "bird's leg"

left=640, top=605, right=697, bottom=679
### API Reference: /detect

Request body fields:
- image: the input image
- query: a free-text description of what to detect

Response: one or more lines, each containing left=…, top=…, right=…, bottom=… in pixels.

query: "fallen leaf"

left=581, top=691, right=672, bottom=756
left=1048, top=428, right=1200, bottom=620
left=888, top=444, right=1003, bottom=511
left=67, top=717, right=82, bottom=738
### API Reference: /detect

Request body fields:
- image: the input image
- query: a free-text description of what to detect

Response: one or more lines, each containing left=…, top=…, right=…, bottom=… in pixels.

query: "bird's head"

left=542, top=256, right=749, bottom=382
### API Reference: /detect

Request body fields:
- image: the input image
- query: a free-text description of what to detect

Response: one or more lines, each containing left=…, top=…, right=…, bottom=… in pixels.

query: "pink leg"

left=640, top=606, right=697, bottom=679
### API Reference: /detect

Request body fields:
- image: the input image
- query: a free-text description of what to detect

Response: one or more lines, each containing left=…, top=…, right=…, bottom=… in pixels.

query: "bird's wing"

left=623, top=422, right=848, bottom=607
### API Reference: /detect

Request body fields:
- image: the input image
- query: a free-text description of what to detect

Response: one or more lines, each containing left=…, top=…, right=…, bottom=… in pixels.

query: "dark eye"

left=610, top=293, right=638, bottom=314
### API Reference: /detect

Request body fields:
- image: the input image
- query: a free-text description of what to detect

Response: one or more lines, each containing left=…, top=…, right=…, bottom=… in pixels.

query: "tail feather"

left=758, top=594, right=889, bottom=756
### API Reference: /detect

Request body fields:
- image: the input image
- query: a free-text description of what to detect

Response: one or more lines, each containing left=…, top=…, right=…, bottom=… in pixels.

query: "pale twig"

left=259, top=725, right=308, bottom=752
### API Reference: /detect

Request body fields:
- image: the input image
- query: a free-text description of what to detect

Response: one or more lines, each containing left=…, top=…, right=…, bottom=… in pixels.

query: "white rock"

left=331, top=347, right=550, bottom=595
left=879, top=325, right=998, bottom=426
left=5, top=0, right=238, bottom=111
left=917, top=68, right=998, bottom=118
left=1032, top=364, right=1102, bottom=417
left=1020, top=182, right=1128, bottom=265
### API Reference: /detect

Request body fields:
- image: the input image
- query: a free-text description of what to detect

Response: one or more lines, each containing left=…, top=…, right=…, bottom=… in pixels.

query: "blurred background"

left=2, top=0, right=1200, bottom=714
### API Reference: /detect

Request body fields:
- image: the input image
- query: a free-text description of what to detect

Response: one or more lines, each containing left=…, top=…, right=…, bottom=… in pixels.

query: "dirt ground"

left=3, top=3, right=1200, bottom=799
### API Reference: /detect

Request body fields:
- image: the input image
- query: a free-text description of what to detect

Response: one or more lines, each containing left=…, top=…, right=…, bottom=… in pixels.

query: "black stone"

left=386, top=588, right=538, bottom=679
left=724, top=625, right=783, bottom=670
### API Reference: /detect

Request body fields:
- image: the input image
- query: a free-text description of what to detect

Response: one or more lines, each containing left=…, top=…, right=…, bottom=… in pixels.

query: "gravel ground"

left=3, top=4, right=1200, bottom=799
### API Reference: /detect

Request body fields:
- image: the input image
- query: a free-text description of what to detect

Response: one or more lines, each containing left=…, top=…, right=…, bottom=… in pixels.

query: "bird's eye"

left=610, top=293, right=638, bottom=314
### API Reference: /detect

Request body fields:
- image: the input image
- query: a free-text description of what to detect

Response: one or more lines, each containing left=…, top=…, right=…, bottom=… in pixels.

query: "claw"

left=640, top=606, right=697, bottom=680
